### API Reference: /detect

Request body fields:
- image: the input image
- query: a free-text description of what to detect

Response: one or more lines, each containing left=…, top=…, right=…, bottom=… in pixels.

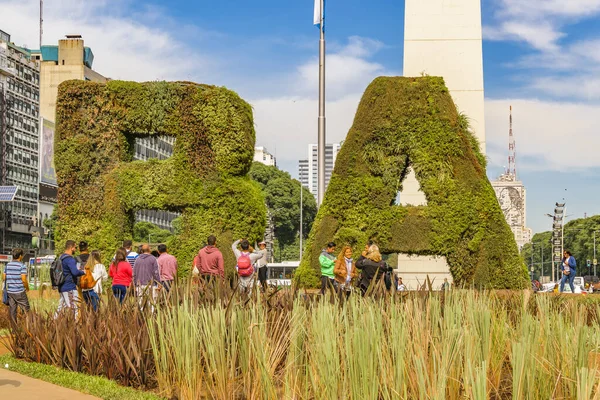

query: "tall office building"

left=254, top=146, right=276, bottom=167
left=0, top=29, right=41, bottom=251
left=133, top=135, right=179, bottom=231
left=300, top=143, right=340, bottom=199
left=298, top=159, right=309, bottom=189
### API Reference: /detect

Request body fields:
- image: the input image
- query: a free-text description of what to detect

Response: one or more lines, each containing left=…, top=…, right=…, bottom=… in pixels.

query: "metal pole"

left=40, top=0, right=43, bottom=49
left=594, top=230, right=597, bottom=277
left=541, top=244, right=544, bottom=282
left=300, top=183, right=303, bottom=260
left=531, top=243, right=534, bottom=280
left=317, top=0, right=326, bottom=206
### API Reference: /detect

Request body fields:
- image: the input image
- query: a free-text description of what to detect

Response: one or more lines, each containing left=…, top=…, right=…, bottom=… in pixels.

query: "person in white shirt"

left=89, top=250, right=108, bottom=294
left=397, top=276, right=406, bottom=292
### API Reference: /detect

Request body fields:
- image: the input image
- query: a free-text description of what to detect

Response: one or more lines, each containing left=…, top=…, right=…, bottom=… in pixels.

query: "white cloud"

left=295, top=36, right=392, bottom=100
left=485, top=98, right=600, bottom=171
left=496, top=0, right=600, bottom=19
left=251, top=36, right=398, bottom=170
left=486, top=0, right=600, bottom=50
left=0, top=0, right=217, bottom=81
left=483, top=21, right=565, bottom=51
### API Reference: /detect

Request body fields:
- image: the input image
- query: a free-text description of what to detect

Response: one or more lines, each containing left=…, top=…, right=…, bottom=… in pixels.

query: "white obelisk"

left=398, top=0, right=486, bottom=289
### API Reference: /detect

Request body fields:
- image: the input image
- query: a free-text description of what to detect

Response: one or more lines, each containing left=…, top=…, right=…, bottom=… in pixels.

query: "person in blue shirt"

left=2, top=248, right=29, bottom=325
left=559, top=250, right=577, bottom=293
left=56, top=240, right=85, bottom=316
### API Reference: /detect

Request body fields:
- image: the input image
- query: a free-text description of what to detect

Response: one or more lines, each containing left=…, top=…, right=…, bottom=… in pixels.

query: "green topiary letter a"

left=296, top=77, right=528, bottom=289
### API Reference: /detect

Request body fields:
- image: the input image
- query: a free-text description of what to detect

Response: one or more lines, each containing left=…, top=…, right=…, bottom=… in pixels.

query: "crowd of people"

left=3, top=235, right=459, bottom=324
left=319, top=241, right=397, bottom=296
left=1, top=236, right=275, bottom=324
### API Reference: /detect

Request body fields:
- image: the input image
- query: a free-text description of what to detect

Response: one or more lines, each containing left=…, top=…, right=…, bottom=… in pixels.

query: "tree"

left=133, top=222, right=173, bottom=244
left=522, top=215, right=600, bottom=280
left=249, top=162, right=317, bottom=247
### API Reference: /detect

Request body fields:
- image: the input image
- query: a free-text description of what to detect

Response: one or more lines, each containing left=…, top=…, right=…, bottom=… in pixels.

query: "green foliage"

left=249, top=162, right=317, bottom=245
left=0, top=355, right=162, bottom=400
left=54, top=80, right=265, bottom=277
left=133, top=222, right=173, bottom=244
left=522, top=215, right=600, bottom=279
left=296, top=76, right=527, bottom=289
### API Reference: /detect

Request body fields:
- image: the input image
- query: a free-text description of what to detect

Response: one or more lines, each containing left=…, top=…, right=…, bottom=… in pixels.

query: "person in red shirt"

left=109, top=247, right=132, bottom=304
left=194, top=235, right=224, bottom=282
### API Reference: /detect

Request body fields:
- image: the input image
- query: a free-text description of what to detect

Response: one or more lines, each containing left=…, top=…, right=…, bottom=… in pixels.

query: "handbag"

left=2, top=279, right=8, bottom=306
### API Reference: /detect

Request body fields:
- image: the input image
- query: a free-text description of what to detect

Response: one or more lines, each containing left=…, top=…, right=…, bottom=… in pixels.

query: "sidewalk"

left=0, top=367, right=100, bottom=399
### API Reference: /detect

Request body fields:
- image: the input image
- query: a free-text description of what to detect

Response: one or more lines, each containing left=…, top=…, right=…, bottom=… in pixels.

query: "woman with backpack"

left=355, top=244, right=393, bottom=295
left=80, top=251, right=108, bottom=311
left=109, top=248, right=132, bottom=304
left=232, top=239, right=264, bottom=293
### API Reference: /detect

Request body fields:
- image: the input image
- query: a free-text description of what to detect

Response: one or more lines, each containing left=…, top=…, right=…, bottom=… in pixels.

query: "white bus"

left=266, top=261, right=299, bottom=288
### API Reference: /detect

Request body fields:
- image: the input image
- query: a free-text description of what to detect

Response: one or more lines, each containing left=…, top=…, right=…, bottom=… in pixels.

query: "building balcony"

left=0, top=64, right=16, bottom=77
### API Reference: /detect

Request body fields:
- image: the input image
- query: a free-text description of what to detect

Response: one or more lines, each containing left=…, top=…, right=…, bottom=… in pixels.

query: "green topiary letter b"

left=54, top=80, right=265, bottom=276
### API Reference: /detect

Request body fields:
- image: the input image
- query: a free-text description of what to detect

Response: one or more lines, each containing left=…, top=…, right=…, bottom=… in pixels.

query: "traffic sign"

left=594, top=259, right=598, bottom=266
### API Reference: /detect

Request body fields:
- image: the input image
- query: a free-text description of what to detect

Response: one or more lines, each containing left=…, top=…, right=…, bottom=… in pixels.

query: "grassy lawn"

left=0, top=354, right=164, bottom=400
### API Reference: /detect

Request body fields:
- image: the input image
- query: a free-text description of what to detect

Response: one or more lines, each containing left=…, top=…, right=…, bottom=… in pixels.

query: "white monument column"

left=397, top=0, right=485, bottom=290
left=403, top=0, right=485, bottom=151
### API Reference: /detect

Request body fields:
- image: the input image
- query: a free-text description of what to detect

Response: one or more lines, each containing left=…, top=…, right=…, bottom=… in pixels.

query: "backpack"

left=237, top=253, right=253, bottom=277
left=80, top=265, right=98, bottom=290
left=50, top=254, right=67, bottom=289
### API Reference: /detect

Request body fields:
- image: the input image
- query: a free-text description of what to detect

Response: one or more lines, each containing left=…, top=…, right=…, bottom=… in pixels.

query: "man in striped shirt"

left=2, top=248, right=30, bottom=324
left=123, top=240, right=139, bottom=271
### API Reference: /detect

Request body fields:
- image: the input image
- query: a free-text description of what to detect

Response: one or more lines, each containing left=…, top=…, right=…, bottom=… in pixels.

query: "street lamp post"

left=300, top=183, right=303, bottom=261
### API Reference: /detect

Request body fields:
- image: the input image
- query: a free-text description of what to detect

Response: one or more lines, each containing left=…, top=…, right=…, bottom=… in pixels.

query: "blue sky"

left=2, top=0, right=600, bottom=234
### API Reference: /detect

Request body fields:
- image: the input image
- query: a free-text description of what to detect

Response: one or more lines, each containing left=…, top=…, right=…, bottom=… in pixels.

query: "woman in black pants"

left=355, top=244, right=392, bottom=295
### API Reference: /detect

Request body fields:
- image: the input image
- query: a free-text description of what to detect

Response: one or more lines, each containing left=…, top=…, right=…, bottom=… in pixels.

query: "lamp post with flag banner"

left=314, top=0, right=326, bottom=206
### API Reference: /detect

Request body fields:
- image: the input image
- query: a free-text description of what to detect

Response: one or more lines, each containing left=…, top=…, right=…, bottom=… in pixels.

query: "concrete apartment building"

left=298, top=143, right=340, bottom=199
left=253, top=146, right=276, bottom=167
left=0, top=29, right=42, bottom=251
left=28, top=35, right=108, bottom=252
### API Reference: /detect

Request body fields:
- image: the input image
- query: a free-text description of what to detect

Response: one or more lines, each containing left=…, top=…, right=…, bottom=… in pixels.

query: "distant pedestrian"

left=157, top=244, right=178, bottom=291
left=232, top=239, right=264, bottom=292
left=56, top=240, right=85, bottom=316
left=2, top=248, right=30, bottom=325
left=109, top=247, right=132, bottom=304
left=334, top=245, right=357, bottom=297
left=194, top=235, right=225, bottom=282
left=560, top=250, right=577, bottom=293
left=319, top=242, right=337, bottom=295
left=397, top=276, right=407, bottom=292
left=441, top=278, right=450, bottom=292
left=256, top=241, right=269, bottom=291
left=123, top=240, right=139, bottom=271
left=356, top=244, right=392, bottom=295
left=133, top=244, right=161, bottom=300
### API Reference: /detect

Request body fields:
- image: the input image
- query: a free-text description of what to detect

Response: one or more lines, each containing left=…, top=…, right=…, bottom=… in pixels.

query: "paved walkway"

left=0, top=367, right=100, bottom=399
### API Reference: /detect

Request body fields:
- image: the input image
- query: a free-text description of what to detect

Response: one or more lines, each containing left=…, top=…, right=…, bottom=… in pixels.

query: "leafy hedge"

left=295, top=77, right=528, bottom=289
left=54, top=80, right=266, bottom=277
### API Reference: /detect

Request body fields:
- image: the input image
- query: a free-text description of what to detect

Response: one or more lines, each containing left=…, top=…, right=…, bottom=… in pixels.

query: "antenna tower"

left=40, top=0, right=43, bottom=49
left=507, top=105, right=516, bottom=178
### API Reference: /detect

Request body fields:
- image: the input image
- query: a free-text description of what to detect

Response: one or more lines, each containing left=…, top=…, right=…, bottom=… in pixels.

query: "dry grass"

left=6, top=279, right=600, bottom=399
